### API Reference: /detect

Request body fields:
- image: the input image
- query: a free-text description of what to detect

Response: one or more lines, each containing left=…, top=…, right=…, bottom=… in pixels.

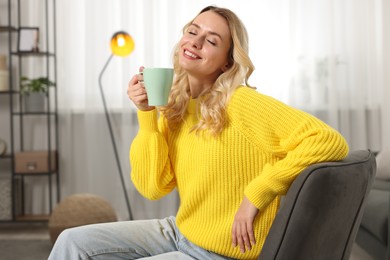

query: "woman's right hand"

left=127, top=66, right=155, bottom=111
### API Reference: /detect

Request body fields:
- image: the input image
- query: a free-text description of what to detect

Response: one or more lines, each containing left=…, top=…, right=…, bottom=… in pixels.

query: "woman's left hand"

left=232, top=196, right=259, bottom=253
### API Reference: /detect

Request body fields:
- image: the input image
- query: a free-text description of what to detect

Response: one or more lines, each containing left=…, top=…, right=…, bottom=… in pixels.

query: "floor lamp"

left=98, top=31, right=135, bottom=220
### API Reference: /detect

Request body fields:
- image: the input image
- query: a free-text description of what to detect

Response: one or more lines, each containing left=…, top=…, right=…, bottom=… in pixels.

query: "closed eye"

left=207, top=40, right=216, bottom=45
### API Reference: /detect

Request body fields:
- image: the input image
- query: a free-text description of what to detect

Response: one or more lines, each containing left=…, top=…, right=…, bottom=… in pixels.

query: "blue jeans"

left=48, top=216, right=235, bottom=260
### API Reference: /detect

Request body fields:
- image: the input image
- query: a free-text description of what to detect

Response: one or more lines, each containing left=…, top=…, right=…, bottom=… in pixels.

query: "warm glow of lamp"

left=110, top=31, right=135, bottom=57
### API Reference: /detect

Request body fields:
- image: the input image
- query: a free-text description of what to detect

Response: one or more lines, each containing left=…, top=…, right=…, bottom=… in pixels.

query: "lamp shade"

left=110, top=31, right=135, bottom=57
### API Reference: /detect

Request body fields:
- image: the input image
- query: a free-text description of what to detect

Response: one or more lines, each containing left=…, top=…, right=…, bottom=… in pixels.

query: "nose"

left=190, top=36, right=202, bottom=49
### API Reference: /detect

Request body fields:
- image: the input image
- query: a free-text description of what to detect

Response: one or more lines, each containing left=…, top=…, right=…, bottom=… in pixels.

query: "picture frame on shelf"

left=18, top=27, right=39, bottom=53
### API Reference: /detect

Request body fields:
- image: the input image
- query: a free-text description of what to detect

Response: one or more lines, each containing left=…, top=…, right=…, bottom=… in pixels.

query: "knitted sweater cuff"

left=244, top=177, right=274, bottom=211
left=137, top=109, right=158, bottom=132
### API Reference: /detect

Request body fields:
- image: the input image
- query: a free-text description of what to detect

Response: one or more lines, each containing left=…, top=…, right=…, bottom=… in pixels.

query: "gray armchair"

left=259, top=150, right=376, bottom=260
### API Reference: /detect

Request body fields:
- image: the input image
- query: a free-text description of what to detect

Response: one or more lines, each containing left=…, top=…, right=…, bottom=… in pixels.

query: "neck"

left=188, top=75, right=214, bottom=98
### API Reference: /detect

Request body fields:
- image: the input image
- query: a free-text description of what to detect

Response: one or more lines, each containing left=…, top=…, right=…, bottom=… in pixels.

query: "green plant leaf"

left=19, top=76, right=54, bottom=95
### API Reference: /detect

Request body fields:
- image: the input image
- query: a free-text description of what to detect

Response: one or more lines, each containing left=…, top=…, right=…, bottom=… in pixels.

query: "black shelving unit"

left=0, top=0, right=59, bottom=222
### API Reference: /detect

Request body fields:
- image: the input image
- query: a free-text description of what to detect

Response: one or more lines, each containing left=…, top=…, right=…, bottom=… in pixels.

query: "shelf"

left=12, top=112, right=57, bottom=116
left=2, top=0, right=59, bottom=223
left=15, top=214, right=50, bottom=222
left=0, top=26, right=17, bottom=32
left=11, top=52, right=55, bottom=57
left=0, top=154, right=12, bottom=159
left=14, top=171, right=57, bottom=176
left=0, top=90, right=18, bottom=95
left=1, top=88, right=56, bottom=96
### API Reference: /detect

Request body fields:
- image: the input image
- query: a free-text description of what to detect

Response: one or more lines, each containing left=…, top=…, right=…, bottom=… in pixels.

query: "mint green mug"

left=143, top=68, right=174, bottom=106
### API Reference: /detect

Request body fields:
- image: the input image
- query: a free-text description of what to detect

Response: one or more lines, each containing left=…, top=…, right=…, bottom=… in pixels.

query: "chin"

left=178, top=60, right=193, bottom=72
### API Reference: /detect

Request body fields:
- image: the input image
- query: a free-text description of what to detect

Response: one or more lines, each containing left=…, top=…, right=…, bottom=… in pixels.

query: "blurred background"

left=0, top=0, right=388, bottom=222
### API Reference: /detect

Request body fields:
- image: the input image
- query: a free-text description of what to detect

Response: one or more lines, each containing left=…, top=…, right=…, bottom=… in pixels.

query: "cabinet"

left=0, top=0, right=59, bottom=222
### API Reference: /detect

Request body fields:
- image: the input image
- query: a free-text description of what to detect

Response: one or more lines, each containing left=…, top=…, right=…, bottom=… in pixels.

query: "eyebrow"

left=190, top=23, right=223, bottom=40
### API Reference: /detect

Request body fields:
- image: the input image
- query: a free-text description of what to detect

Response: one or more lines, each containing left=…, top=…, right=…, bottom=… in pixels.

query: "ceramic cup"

left=143, top=67, right=174, bottom=106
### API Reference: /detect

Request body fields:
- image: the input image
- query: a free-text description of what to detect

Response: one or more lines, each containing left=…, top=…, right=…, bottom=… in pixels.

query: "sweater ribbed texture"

left=130, top=86, right=349, bottom=259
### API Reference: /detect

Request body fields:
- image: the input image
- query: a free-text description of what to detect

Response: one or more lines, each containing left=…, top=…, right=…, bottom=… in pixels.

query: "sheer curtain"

left=288, top=0, right=383, bottom=151
left=37, top=0, right=385, bottom=220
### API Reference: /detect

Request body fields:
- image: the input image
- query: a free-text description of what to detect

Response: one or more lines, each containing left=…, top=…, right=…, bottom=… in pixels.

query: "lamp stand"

left=98, top=54, right=133, bottom=220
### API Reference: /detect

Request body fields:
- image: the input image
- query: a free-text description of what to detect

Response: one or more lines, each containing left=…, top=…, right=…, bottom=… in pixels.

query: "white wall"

left=382, top=0, right=390, bottom=149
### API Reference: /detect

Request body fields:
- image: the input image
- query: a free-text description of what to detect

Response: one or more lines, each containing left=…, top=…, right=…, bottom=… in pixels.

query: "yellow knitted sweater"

left=130, top=86, right=349, bottom=259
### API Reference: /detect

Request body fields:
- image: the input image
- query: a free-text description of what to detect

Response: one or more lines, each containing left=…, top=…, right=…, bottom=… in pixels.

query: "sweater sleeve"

left=230, top=87, right=349, bottom=211
left=129, top=109, right=176, bottom=200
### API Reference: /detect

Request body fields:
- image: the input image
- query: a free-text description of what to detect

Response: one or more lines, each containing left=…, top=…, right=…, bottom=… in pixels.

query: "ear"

left=221, top=63, right=230, bottom=72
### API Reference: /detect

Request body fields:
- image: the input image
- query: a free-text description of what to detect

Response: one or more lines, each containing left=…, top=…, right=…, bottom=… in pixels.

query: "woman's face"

left=178, top=10, right=232, bottom=82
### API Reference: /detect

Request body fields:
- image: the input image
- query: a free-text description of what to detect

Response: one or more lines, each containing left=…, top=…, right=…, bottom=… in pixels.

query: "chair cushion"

left=360, top=189, right=389, bottom=244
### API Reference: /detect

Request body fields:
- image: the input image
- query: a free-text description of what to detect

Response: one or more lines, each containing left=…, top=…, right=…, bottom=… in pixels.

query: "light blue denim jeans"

left=48, top=216, right=235, bottom=260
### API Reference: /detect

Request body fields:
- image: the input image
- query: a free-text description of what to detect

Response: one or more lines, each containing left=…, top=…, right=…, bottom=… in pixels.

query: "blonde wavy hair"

left=161, top=5, right=255, bottom=136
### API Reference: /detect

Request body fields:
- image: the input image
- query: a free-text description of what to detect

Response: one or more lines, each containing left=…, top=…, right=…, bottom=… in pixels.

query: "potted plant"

left=20, top=76, right=55, bottom=112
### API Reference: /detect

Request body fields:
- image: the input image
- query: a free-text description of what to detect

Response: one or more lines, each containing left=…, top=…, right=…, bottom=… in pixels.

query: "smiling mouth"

left=184, top=49, right=200, bottom=59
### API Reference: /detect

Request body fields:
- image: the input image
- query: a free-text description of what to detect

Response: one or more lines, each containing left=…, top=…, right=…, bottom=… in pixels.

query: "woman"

left=49, top=5, right=349, bottom=260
